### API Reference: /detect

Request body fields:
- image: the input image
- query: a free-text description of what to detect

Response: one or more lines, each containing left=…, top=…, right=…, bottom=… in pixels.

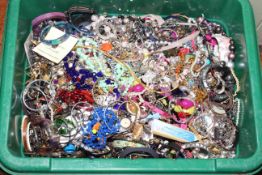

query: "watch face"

left=120, top=118, right=131, bottom=129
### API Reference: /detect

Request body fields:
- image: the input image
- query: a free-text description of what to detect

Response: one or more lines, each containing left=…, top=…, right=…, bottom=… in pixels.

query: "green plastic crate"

left=1, top=0, right=262, bottom=174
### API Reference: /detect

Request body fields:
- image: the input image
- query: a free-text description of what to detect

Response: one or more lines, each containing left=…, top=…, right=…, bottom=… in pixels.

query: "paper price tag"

left=33, top=27, right=78, bottom=63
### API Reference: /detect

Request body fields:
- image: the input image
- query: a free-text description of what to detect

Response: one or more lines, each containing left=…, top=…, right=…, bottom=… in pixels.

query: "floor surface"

left=0, top=0, right=7, bottom=51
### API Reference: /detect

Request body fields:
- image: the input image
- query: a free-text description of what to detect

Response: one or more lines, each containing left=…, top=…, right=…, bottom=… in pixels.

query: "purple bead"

left=64, top=62, right=69, bottom=69
left=92, top=76, right=97, bottom=82
left=53, top=79, right=58, bottom=84
left=113, top=88, right=120, bottom=98
left=79, top=69, right=89, bottom=74
left=105, top=79, right=113, bottom=84
left=120, top=105, right=126, bottom=111
left=83, top=84, right=92, bottom=90
left=67, top=52, right=73, bottom=57
left=80, top=75, right=87, bottom=84
left=96, top=71, right=103, bottom=77
left=76, top=83, right=81, bottom=89
left=113, top=104, right=120, bottom=110
left=113, top=88, right=119, bottom=93
left=72, top=77, right=78, bottom=83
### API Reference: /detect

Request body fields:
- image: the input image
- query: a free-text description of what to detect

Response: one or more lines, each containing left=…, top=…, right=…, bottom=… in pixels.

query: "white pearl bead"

left=104, top=26, right=111, bottom=33
left=58, top=70, right=64, bottom=75
left=227, top=61, right=234, bottom=68
left=91, top=15, right=98, bottom=21
left=121, top=26, right=126, bottom=32
left=75, top=66, right=80, bottom=71
left=122, top=41, right=128, bottom=47
left=117, top=19, right=122, bottom=24
left=99, top=16, right=105, bottom=20
left=83, top=111, right=90, bottom=116
left=123, top=18, right=129, bottom=23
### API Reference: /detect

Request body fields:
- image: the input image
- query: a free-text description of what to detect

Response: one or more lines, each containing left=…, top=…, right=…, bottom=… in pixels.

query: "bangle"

left=66, top=6, right=96, bottom=35
left=32, top=12, right=66, bottom=36
left=118, top=147, right=159, bottom=158
left=39, top=21, right=70, bottom=46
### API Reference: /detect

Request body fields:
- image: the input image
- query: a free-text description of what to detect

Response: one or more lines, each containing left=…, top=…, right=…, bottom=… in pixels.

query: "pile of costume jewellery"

left=21, top=6, right=240, bottom=159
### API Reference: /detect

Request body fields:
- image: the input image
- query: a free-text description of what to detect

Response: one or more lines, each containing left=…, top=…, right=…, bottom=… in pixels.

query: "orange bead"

left=100, top=42, right=113, bottom=52
left=92, top=122, right=101, bottom=131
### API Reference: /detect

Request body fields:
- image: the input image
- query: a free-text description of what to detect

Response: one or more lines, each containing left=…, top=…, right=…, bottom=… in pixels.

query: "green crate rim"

left=1, top=0, right=262, bottom=174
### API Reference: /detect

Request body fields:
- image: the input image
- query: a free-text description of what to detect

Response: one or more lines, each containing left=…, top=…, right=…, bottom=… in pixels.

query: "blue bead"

left=80, top=76, right=86, bottom=84
left=113, top=88, right=119, bottom=93
left=80, top=107, right=120, bottom=149
left=113, top=104, right=120, bottom=110
left=92, top=76, right=97, bottom=82
left=105, top=79, right=112, bottom=84
left=120, top=105, right=126, bottom=111
left=149, top=36, right=157, bottom=41
left=64, top=62, right=69, bottom=69
left=84, top=84, right=93, bottom=90
left=79, top=69, right=89, bottom=74
left=64, top=143, right=76, bottom=154
left=96, top=71, right=103, bottom=77
left=206, top=59, right=211, bottom=65
left=73, top=71, right=80, bottom=77
left=76, top=83, right=81, bottom=89
left=67, top=52, right=73, bottom=58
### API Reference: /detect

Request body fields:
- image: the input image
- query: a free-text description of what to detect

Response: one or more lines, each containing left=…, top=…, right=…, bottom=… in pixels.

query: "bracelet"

left=32, top=12, right=66, bottom=36
left=118, top=147, right=159, bottom=158
left=66, top=6, right=96, bottom=35
left=39, top=21, right=70, bottom=46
